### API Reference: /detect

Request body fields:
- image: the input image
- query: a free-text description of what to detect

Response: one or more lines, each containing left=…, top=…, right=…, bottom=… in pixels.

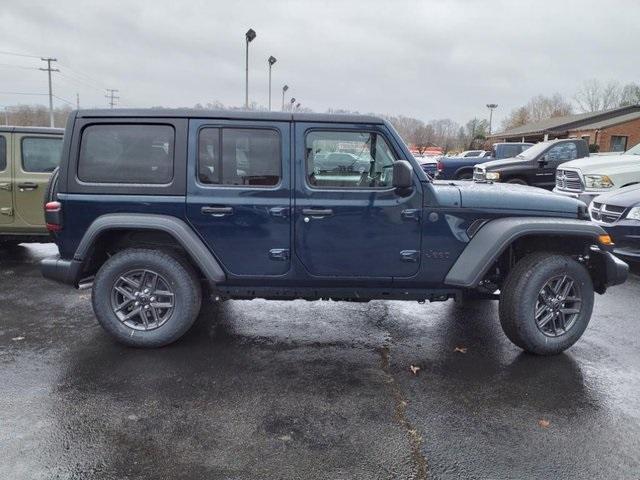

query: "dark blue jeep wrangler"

left=41, top=109, right=628, bottom=354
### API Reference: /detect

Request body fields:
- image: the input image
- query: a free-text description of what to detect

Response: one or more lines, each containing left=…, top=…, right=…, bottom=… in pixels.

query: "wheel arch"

left=444, top=217, right=609, bottom=290
left=74, top=214, right=226, bottom=285
left=454, top=166, right=474, bottom=179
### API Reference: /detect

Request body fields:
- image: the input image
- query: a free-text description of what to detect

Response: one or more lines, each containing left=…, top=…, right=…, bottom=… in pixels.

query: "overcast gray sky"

left=1, top=0, right=639, bottom=125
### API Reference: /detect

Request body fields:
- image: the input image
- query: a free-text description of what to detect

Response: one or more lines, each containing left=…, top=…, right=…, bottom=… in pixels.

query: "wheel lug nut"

left=144, top=305, right=149, bottom=310
left=150, top=297, right=155, bottom=302
left=134, top=301, right=139, bottom=306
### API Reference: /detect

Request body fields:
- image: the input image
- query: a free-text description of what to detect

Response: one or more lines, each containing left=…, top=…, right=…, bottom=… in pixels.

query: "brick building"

left=489, top=104, right=640, bottom=152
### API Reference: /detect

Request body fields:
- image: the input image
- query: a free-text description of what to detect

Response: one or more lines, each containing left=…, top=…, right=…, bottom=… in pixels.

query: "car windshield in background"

left=625, top=143, right=640, bottom=155
left=515, top=142, right=549, bottom=160
left=22, top=137, right=63, bottom=173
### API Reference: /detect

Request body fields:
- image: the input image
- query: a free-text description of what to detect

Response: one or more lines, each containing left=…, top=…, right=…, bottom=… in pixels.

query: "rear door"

left=537, top=141, right=579, bottom=188
left=13, top=133, right=62, bottom=228
left=293, top=122, right=423, bottom=278
left=0, top=133, right=12, bottom=224
left=186, top=120, right=292, bottom=277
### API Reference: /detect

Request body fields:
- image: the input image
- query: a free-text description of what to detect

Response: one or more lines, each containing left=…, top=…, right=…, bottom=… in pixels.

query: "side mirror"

left=538, top=155, right=548, bottom=167
left=392, top=160, right=413, bottom=191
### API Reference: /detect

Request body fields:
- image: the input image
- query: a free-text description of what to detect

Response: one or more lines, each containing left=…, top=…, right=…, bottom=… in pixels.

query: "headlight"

left=627, top=207, right=640, bottom=221
left=485, top=172, right=500, bottom=181
left=584, top=174, right=614, bottom=189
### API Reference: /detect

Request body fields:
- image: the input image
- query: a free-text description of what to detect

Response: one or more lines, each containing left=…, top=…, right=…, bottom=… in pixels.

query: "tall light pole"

left=281, top=85, right=289, bottom=111
left=245, top=28, right=256, bottom=109
left=289, top=97, right=296, bottom=112
left=268, top=56, right=277, bottom=111
left=40, top=57, right=59, bottom=127
left=486, top=103, right=498, bottom=135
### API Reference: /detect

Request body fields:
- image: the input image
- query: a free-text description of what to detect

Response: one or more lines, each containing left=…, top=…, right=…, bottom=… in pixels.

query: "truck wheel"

left=499, top=252, right=594, bottom=355
left=92, top=248, right=202, bottom=348
left=505, top=178, right=527, bottom=185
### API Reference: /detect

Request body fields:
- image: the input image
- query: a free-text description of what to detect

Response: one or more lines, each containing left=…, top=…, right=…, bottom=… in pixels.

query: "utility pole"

left=76, top=93, right=80, bottom=110
left=268, top=56, right=277, bottom=111
left=40, top=57, right=59, bottom=127
left=486, top=103, right=498, bottom=135
left=105, top=89, right=119, bottom=108
left=244, top=28, right=256, bottom=109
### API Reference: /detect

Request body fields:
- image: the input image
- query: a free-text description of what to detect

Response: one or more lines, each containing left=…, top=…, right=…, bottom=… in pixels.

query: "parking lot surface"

left=1, top=243, right=639, bottom=479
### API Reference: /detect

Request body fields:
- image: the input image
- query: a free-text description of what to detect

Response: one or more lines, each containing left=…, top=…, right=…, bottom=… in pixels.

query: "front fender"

left=444, top=217, right=608, bottom=288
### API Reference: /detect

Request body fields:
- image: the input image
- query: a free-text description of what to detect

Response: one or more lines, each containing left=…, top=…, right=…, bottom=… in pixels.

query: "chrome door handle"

left=201, top=206, right=233, bottom=217
left=17, top=182, right=38, bottom=192
left=301, top=208, right=333, bottom=218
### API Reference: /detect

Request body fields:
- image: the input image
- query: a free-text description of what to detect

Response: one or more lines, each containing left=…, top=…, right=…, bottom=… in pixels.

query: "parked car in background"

left=474, top=138, right=589, bottom=189
left=553, top=141, right=640, bottom=205
left=415, top=154, right=438, bottom=177
left=589, top=184, right=640, bottom=262
left=41, top=109, right=627, bottom=355
left=436, top=142, right=532, bottom=180
left=0, top=126, right=64, bottom=246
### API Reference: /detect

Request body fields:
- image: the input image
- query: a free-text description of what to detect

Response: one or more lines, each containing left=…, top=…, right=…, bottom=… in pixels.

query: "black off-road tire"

left=92, top=248, right=202, bottom=348
left=44, top=166, right=60, bottom=204
left=499, top=252, right=594, bottom=355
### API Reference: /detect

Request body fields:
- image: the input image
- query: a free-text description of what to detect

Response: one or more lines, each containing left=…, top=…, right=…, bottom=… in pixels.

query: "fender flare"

left=454, top=166, right=474, bottom=178
left=74, top=213, right=226, bottom=284
left=443, top=216, right=607, bottom=288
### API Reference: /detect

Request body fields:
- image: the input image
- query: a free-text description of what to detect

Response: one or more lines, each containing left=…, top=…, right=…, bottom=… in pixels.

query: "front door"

left=186, top=120, right=291, bottom=277
left=537, top=141, right=579, bottom=189
left=0, top=133, right=12, bottom=225
left=294, top=123, right=423, bottom=278
left=13, top=133, right=63, bottom=228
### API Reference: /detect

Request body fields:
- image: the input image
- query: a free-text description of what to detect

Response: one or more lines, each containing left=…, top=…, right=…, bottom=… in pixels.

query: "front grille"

left=590, top=202, right=625, bottom=224
left=473, top=167, right=485, bottom=182
left=556, top=169, right=583, bottom=192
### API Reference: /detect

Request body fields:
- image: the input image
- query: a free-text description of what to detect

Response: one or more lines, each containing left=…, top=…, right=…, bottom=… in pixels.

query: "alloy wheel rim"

left=110, top=269, right=175, bottom=331
left=534, top=274, right=582, bottom=337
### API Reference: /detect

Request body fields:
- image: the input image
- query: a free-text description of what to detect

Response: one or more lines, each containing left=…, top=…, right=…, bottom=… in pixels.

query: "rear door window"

left=78, top=124, right=174, bottom=184
left=21, top=137, right=62, bottom=172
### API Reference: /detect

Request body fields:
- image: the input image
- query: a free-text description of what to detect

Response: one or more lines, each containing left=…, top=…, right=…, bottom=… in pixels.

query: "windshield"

left=625, top=142, right=640, bottom=155
left=515, top=141, right=550, bottom=160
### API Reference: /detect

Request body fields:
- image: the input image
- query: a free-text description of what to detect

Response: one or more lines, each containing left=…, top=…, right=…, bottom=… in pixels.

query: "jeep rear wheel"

left=499, top=252, right=594, bottom=355
left=92, top=248, right=202, bottom=347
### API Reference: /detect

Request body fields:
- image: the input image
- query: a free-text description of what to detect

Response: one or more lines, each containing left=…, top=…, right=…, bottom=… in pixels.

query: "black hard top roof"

left=75, top=108, right=386, bottom=124
left=0, top=126, right=64, bottom=134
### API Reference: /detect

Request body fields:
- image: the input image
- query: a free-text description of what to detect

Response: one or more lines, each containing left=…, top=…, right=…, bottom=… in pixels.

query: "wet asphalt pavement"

left=1, top=244, right=639, bottom=479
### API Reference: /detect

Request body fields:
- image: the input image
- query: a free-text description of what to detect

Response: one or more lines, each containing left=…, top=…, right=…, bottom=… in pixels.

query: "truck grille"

left=590, top=202, right=626, bottom=223
left=473, top=167, right=485, bottom=182
left=556, top=169, right=583, bottom=192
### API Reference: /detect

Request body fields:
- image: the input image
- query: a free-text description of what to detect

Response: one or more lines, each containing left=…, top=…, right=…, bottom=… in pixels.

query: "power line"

left=0, top=63, right=39, bottom=70
left=56, top=69, right=104, bottom=93
left=0, top=91, right=48, bottom=96
left=52, top=94, right=75, bottom=107
left=0, top=50, right=41, bottom=59
left=57, top=62, right=106, bottom=89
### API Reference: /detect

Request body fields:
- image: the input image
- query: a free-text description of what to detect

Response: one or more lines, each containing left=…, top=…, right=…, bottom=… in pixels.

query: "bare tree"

left=4, top=104, right=72, bottom=127
left=409, top=124, right=435, bottom=154
left=620, top=83, right=640, bottom=106
left=574, top=79, right=622, bottom=112
left=429, top=118, right=460, bottom=153
left=501, top=94, right=572, bottom=131
left=463, top=118, right=489, bottom=149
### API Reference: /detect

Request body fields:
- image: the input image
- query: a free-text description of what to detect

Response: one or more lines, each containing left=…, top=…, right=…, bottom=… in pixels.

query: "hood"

left=452, top=180, right=584, bottom=215
left=560, top=153, right=637, bottom=172
left=593, top=183, right=640, bottom=207
left=477, top=156, right=526, bottom=170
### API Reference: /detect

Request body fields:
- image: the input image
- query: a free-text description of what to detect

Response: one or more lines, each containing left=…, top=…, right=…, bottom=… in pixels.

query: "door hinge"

left=0, top=207, right=13, bottom=216
left=401, top=209, right=421, bottom=221
left=0, top=183, right=11, bottom=192
left=269, top=248, right=290, bottom=261
left=400, top=250, right=420, bottom=262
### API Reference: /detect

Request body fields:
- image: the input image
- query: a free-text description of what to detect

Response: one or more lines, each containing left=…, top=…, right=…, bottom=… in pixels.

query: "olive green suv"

left=0, top=126, right=64, bottom=245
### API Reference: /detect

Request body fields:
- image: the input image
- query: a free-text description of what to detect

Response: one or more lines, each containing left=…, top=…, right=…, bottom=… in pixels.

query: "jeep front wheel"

left=92, top=248, right=202, bottom=347
left=499, top=252, right=594, bottom=355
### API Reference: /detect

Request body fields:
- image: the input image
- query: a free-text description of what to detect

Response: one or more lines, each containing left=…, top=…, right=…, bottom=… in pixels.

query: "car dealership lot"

left=1, top=244, right=639, bottom=479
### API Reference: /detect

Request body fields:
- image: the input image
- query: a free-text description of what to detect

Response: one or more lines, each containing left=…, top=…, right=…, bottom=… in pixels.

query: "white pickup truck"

left=553, top=142, right=640, bottom=204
